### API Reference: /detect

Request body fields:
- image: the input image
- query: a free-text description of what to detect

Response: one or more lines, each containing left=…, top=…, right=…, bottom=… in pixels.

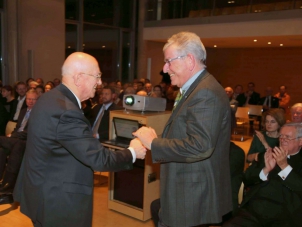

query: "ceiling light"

left=67, top=46, right=71, bottom=49
left=83, top=44, right=85, bottom=47
left=268, top=42, right=271, bottom=45
left=214, top=45, right=217, bottom=48
left=254, top=40, right=257, bottom=42
left=102, top=46, right=106, bottom=48
left=280, top=44, right=283, bottom=46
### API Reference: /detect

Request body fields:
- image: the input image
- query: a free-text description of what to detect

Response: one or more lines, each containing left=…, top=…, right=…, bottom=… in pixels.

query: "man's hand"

left=263, top=148, right=276, bottom=175
left=132, top=127, right=157, bottom=150
left=273, top=146, right=288, bottom=170
left=130, top=138, right=147, bottom=159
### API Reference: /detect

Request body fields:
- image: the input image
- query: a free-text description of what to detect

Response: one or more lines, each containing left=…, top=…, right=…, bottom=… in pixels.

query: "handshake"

left=129, top=126, right=158, bottom=160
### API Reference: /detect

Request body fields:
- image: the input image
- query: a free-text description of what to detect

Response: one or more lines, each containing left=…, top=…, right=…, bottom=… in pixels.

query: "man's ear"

left=186, top=53, right=195, bottom=71
left=73, top=73, right=82, bottom=87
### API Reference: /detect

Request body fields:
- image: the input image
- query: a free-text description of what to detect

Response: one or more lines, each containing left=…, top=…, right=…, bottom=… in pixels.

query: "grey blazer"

left=14, top=84, right=133, bottom=227
left=152, top=70, right=232, bottom=227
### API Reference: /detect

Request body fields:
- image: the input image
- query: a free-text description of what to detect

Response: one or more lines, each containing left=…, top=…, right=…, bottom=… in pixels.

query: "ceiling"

left=154, top=35, right=302, bottom=48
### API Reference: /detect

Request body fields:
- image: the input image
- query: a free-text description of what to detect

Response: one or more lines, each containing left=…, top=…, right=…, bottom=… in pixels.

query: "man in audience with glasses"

left=224, top=123, right=302, bottom=227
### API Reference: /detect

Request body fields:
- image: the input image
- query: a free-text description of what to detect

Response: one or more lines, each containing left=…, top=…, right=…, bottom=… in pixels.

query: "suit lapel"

left=162, top=70, right=210, bottom=137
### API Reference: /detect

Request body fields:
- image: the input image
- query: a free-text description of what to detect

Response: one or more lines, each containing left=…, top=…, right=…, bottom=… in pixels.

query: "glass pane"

left=65, top=24, right=78, bottom=58
left=65, top=0, right=79, bottom=20
left=121, top=32, right=131, bottom=83
left=83, top=24, right=119, bottom=82
left=145, top=0, right=158, bottom=21
left=84, top=0, right=133, bottom=28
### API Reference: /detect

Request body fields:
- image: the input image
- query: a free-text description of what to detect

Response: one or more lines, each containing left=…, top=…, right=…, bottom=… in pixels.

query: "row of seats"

left=188, top=1, right=302, bottom=18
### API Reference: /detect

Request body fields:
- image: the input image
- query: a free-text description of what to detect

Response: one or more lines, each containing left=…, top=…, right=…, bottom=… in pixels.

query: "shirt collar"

left=181, top=69, right=204, bottom=95
left=103, top=102, right=113, bottom=110
left=288, top=151, right=300, bottom=159
left=64, top=86, right=82, bottom=109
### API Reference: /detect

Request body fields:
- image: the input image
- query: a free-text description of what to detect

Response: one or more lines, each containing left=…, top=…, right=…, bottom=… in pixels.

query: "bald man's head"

left=61, top=52, right=102, bottom=101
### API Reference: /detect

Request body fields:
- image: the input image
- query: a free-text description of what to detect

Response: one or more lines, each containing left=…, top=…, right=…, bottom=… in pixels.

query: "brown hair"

left=262, top=108, right=286, bottom=131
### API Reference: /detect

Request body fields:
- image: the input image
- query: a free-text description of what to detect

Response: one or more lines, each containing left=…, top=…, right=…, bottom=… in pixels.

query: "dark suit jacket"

left=9, top=97, right=27, bottom=121
left=10, top=108, right=28, bottom=140
left=236, top=92, right=260, bottom=107
left=258, top=96, right=279, bottom=109
left=229, top=142, right=245, bottom=214
left=89, top=103, right=123, bottom=141
left=241, top=151, right=302, bottom=225
left=14, top=84, right=133, bottom=227
left=151, top=70, right=232, bottom=226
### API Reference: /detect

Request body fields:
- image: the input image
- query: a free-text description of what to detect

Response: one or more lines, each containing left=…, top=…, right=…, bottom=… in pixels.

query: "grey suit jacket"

left=13, top=84, right=133, bottom=227
left=152, top=70, right=232, bottom=227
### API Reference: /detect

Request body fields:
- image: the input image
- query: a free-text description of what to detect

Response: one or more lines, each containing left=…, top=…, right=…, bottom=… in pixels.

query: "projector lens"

left=125, top=96, right=135, bottom=106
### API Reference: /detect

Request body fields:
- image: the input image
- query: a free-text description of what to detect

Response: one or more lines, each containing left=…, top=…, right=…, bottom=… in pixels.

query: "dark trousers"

left=223, top=208, right=291, bottom=227
left=151, top=199, right=210, bottom=227
left=0, top=136, right=26, bottom=174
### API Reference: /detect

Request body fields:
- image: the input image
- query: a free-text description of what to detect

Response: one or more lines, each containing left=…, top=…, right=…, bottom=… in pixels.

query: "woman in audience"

left=151, top=85, right=163, bottom=98
left=247, top=108, right=285, bottom=162
left=44, top=81, right=54, bottom=92
left=1, top=85, right=16, bottom=116
left=36, top=85, right=45, bottom=98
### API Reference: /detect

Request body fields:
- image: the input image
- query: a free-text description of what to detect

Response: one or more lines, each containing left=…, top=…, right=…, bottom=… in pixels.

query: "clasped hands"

left=129, top=126, right=158, bottom=160
left=263, top=146, right=288, bottom=175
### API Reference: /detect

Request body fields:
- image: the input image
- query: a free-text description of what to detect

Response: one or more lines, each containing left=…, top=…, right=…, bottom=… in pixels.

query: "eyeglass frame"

left=278, top=134, right=302, bottom=141
left=164, top=55, right=186, bottom=66
left=80, top=72, right=102, bottom=81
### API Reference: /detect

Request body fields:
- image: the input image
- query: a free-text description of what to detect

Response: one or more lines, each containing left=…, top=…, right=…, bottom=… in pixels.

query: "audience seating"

left=5, top=121, right=17, bottom=136
left=234, top=107, right=250, bottom=141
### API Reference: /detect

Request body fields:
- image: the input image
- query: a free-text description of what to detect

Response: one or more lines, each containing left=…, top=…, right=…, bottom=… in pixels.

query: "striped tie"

left=173, top=90, right=185, bottom=111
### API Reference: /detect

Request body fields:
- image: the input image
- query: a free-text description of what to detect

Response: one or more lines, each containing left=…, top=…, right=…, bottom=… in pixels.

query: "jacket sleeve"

left=56, top=109, right=133, bottom=172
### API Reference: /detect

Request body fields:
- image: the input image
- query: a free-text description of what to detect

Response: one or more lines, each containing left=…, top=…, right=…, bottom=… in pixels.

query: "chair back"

left=247, top=105, right=263, bottom=116
left=5, top=121, right=17, bottom=135
left=235, top=107, right=249, bottom=120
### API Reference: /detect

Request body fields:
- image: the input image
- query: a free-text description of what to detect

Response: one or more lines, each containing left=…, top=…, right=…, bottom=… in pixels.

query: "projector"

left=123, top=95, right=166, bottom=112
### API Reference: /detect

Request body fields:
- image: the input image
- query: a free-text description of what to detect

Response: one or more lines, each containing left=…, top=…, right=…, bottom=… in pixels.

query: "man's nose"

left=163, top=63, right=169, bottom=73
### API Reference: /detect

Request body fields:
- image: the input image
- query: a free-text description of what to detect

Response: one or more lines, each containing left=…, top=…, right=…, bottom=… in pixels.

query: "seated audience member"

left=224, top=123, right=302, bottom=227
left=136, top=81, right=144, bottom=92
left=0, top=89, right=38, bottom=204
left=10, top=81, right=27, bottom=122
left=89, top=86, right=122, bottom=141
left=151, top=85, right=163, bottom=98
left=0, top=102, right=8, bottom=136
left=229, top=142, right=245, bottom=215
left=28, top=81, right=39, bottom=90
left=144, top=83, right=153, bottom=96
left=136, top=90, right=148, bottom=96
left=35, top=85, right=45, bottom=98
left=35, top=78, right=44, bottom=86
left=26, top=78, right=34, bottom=87
left=258, top=86, right=279, bottom=112
left=274, top=85, right=290, bottom=112
left=225, top=87, right=238, bottom=132
left=1, top=85, right=17, bottom=128
left=44, top=81, right=54, bottom=92
left=290, top=103, right=302, bottom=123
left=53, top=77, right=61, bottom=87
left=233, top=84, right=243, bottom=100
left=159, top=81, right=168, bottom=98
left=236, top=82, right=260, bottom=107
left=247, top=108, right=285, bottom=162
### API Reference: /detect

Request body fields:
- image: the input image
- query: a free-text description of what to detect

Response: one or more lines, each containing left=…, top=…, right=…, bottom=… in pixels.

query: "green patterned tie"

left=173, top=90, right=185, bottom=111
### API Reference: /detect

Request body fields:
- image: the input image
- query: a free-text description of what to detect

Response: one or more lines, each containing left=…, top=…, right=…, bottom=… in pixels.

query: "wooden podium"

left=104, top=110, right=171, bottom=221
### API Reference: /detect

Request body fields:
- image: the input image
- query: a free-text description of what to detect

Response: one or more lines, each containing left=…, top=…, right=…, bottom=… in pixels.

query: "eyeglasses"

left=164, top=55, right=186, bottom=66
left=279, top=134, right=301, bottom=141
left=81, top=72, right=102, bottom=81
left=26, top=98, right=37, bottom=101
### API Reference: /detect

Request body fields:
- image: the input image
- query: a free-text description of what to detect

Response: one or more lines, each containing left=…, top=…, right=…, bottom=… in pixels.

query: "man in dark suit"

left=236, top=82, right=260, bottom=107
left=134, top=32, right=232, bottom=227
left=10, top=81, right=28, bottom=121
left=89, top=86, right=123, bottom=141
left=13, top=52, right=146, bottom=227
left=258, top=86, right=279, bottom=112
left=0, top=89, right=38, bottom=204
left=224, top=123, right=302, bottom=227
